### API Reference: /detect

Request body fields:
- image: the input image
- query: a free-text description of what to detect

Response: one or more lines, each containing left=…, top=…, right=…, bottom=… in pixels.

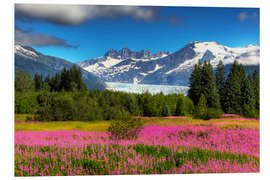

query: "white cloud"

left=15, top=4, right=158, bottom=25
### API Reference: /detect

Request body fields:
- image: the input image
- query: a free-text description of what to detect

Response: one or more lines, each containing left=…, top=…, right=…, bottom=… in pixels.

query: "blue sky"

left=15, top=5, right=259, bottom=62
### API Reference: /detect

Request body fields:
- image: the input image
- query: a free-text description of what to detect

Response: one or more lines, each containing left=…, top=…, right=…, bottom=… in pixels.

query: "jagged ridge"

left=77, top=41, right=259, bottom=86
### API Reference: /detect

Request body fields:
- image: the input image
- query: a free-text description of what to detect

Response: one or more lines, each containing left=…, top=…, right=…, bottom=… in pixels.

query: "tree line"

left=15, top=66, right=195, bottom=121
left=15, top=60, right=259, bottom=121
left=188, top=60, right=259, bottom=119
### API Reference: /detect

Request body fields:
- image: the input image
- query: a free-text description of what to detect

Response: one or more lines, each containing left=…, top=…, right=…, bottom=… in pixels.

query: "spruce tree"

left=58, top=66, right=87, bottom=92
left=44, top=74, right=51, bottom=91
left=224, top=60, right=246, bottom=114
left=215, top=60, right=226, bottom=110
left=252, top=69, right=260, bottom=111
left=34, top=73, right=43, bottom=91
left=141, top=92, right=155, bottom=116
left=188, top=61, right=202, bottom=105
left=70, top=66, right=84, bottom=90
left=53, top=73, right=62, bottom=91
left=197, top=61, right=220, bottom=109
left=241, top=75, right=256, bottom=117
left=188, top=61, right=221, bottom=110
left=162, top=103, right=171, bottom=117
left=61, top=68, right=72, bottom=91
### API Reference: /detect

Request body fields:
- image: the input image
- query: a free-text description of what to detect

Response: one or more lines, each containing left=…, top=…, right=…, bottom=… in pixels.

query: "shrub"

left=204, top=108, right=222, bottom=120
left=193, top=94, right=222, bottom=120
left=193, top=94, right=208, bottom=119
left=25, top=115, right=34, bottom=122
left=107, top=115, right=143, bottom=140
left=194, top=108, right=222, bottom=120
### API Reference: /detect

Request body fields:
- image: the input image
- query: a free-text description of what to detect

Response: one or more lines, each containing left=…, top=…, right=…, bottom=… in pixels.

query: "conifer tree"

left=175, top=97, right=185, bottom=116
left=34, top=73, right=43, bottom=91
left=44, top=74, right=51, bottom=91
left=141, top=92, right=155, bottom=116
left=188, top=61, right=202, bottom=105
left=215, top=60, right=226, bottom=110
left=74, top=66, right=87, bottom=91
left=188, top=61, right=221, bottom=110
left=252, top=69, right=260, bottom=111
left=57, top=66, right=87, bottom=92
left=162, top=103, right=171, bottom=117
left=241, top=75, right=256, bottom=117
left=53, top=73, right=62, bottom=91
left=200, top=61, right=220, bottom=109
left=223, top=60, right=246, bottom=114
left=61, top=68, right=72, bottom=91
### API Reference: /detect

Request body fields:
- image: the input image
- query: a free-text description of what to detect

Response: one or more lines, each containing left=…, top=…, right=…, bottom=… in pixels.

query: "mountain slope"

left=76, top=48, right=170, bottom=82
left=15, top=45, right=106, bottom=90
left=77, top=41, right=259, bottom=86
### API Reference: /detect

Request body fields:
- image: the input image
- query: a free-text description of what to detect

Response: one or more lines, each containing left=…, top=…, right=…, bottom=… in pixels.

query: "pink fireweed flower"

left=15, top=125, right=259, bottom=176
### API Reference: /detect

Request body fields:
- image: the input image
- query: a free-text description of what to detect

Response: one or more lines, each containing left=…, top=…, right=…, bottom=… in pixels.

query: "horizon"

left=15, top=5, right=259, bottom=62
left=15, top=40, right=260, bottom=62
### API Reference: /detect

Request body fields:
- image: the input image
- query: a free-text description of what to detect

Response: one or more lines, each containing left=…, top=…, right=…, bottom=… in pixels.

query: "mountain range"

left=77, top=41, right=260, bottom=86
left=14, top=41, right=260, bottom=90
left=15, top=45, right=106, bottom=90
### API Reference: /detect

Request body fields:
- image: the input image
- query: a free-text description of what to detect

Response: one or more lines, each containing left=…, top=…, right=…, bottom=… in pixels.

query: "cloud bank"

left=15, top=4, right=159, bottom=25
left=15, top=26, right=77, bottom=48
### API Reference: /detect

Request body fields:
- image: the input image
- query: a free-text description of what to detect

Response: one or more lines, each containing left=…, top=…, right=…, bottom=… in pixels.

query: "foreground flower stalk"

left=15, top=125, right=259, bottom=176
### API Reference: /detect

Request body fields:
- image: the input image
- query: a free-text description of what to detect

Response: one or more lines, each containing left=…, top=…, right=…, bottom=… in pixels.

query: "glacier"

left=106, top=82, right=189, bottom=95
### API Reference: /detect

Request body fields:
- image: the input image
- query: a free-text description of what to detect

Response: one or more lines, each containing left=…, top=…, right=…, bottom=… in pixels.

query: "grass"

left=15, top=114, right=35, bottom=122
left=15, top=121, right=110, bottom=132
left=143, top=117, right=259, bottom=130
left=15, top=114, right=259, bottom=132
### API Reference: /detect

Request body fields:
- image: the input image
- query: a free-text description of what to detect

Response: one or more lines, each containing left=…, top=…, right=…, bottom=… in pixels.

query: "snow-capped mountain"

left=15, top=45, right=40, bottom=59
left=76, top=48, right=169, bottom=80
left=77, top=41, right=260, bottom=86
left=15, top=44, right=106, bottom=90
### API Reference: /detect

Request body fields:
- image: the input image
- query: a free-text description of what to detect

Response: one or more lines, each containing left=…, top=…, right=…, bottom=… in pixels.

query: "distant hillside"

left=15, top=45, right=106, bottom=90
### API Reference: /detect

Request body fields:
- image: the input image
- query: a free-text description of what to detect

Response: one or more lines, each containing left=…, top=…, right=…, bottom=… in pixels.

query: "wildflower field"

left=14, top=115, right=260, bottom=176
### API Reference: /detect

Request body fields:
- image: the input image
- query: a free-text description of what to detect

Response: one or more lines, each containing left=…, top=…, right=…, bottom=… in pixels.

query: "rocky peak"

left=153, top=51, right=162, bottom=57
left=103, top=47, right=170, bottom=60
left=119, top=47, right=132, bottom=59
left=137, top=50, right=152, bottom=59
left=104, top=48, right=119, bottom=58
left=153, top=51, right=170, bottom=58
